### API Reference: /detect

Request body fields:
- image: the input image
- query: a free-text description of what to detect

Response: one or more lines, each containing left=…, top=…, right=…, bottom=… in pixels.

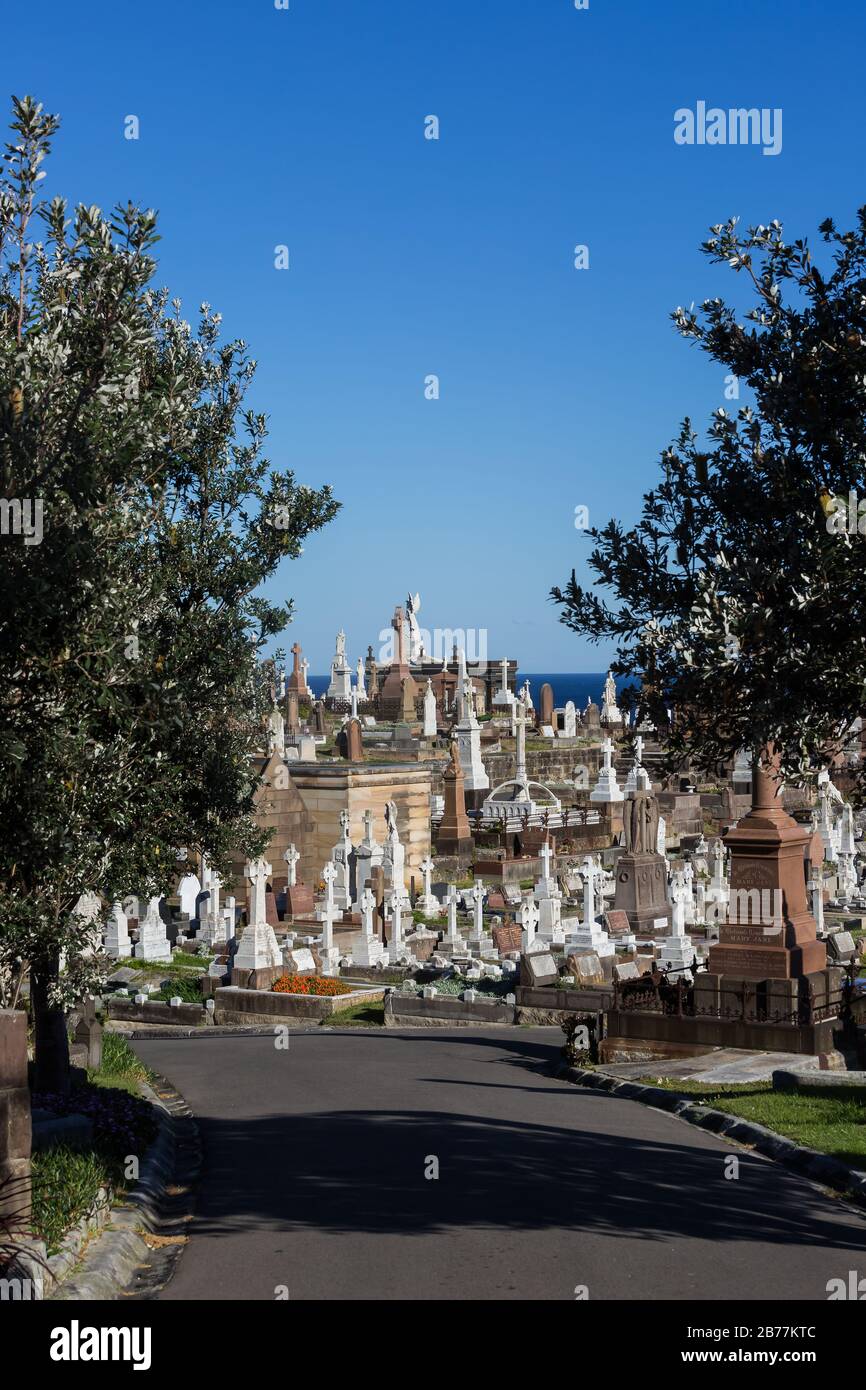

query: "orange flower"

left=273, top=973, right=352, bottom=997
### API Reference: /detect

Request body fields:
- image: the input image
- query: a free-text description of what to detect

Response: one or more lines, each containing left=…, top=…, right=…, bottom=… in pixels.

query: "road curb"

left=108, top=1022, right=323, bottom=1039
left=48, top=1071, right=200, bottom=1301
left=555, top=1060, right=866, bottom=1212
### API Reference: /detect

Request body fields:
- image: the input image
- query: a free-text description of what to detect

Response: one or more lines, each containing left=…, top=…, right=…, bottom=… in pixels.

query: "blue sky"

left=5, top=0, right=865, bottom=671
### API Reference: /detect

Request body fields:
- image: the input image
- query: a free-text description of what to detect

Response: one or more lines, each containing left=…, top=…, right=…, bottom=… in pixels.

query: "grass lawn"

left=645, top=1077, right=866, bottom=1170
left=323, top=1001, right=385, bottom=1027
left=112, top=954, right=210, bottom=976
left=30, top=1035, right=158, bottom=1254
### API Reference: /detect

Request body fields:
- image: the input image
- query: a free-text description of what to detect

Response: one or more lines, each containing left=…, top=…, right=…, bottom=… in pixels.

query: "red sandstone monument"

left=708, top=751, right=827, bottom=980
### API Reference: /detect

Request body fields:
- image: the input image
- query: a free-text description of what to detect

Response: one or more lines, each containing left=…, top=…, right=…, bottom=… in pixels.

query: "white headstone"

left=104, top=901, right=131, bottom=960
left=234, top=858, right=282, bottom=971
left=134, top=896, right=172, bottom=963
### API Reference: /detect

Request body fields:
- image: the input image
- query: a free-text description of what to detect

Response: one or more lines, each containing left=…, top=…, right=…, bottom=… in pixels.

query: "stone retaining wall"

left=214, top=984, right=385, bottom=1025
left=384, top=992, right=516, bottom=1027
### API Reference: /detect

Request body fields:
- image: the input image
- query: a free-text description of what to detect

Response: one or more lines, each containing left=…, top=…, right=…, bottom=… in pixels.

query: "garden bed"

left=29, top=1035, right=159, bottom=1256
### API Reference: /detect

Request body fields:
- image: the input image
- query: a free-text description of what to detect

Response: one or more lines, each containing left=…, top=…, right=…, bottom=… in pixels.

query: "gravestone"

left=104, top=900, right=131, bottom=960
left=72, top=1003, right=103, bottom=1071
left=539, top=683, right=554, bottom=729
left=492, top=922, right=522, bottom=955
left=339, top=717, right=363, bottom=761
left=584, top=700, right=601, bottom=730
left=567, top=952, right=605, bottom=987
left=604, top=910, right=631, bottom=937
left=265, top=885, right=282, bottom=927
left=520, top=951, right=559, bottom=988
left=827, top=930, right=856, bottom=964
left=283, top=946, right=317, bottom=975
left=403, top=928, right=439, bottom=963
left=134, top=897, right=172, bottom=962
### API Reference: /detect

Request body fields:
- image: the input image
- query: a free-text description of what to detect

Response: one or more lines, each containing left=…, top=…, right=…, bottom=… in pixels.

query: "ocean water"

left=304, top=671, right=629, bottom=708
left=518, top=673, right=629, bottom=710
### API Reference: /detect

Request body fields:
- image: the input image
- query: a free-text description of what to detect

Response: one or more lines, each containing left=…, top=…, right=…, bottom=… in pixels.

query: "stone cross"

left=363, top=809, right=375, bottom=846
left=291, top=641, right=302, bottom=678
left=320, top=879, right=337, bottom=951
left=244, top=857, right=272, bottom=926
left=682, top=861, right=695, bottom=922
left=284, top=844, right=300, bottom=887
left=470, top=879, right=485, bottom=935
left=670, top=872, right=688, bottom=938
left=582, top=855, right=598, bottom=928
left=520, top=894, right=540, bottom=949
left=322, top=860, right=337, bottom=908
left=361, top=887, right=377, bottom=938
left=601, top=735, right=613, bottom=769
left=445, top=884, right=460, bottom=941
left=388, top=890, right=404, bottom=950
left=540, top=840, right=554, bottom=882
left=207, top=869, right=222, bottom=922
left=420, top=856, right=435, bottom=898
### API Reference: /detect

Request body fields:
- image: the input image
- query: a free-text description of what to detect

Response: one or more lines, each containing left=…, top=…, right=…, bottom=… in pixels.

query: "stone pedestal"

left=658, top=931, right=695, bottom=976
left=352, top=933, right=386, bottom=967
left=613, top=852, right=671, bottom=934
left=708, top=756, right=827, bottom=980
left=233, top=921, right=282, bottom=973
left=103, top=902, right=131, bottom=960
left=455, top=716, right=490, bottom=793
left=437, top=742, right=474, bottom=855
left=563, top=922, right=615, bottom=960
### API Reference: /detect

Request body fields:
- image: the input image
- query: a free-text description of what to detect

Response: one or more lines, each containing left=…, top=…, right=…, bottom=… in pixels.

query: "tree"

left=0, top=96, right=339, bottom=1089
left=552, top=210, right=866, bottom=786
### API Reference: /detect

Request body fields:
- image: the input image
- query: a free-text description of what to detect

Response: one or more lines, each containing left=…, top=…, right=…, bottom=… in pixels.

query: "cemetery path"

left=131, top=1027, right=866, bottom=1301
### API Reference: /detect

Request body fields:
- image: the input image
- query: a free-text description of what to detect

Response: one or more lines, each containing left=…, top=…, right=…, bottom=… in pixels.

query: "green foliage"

left=0, top=96, right=339, bottom=1079
left=113, top=954, right=208, bottom=974
left=552, top=211, right=866, bottom=784
left=155, top=977, right=201, bottom=1003
left=29, top=1146, right=112, bottom=1255
left=92, top=1030, right=152, bottom=1082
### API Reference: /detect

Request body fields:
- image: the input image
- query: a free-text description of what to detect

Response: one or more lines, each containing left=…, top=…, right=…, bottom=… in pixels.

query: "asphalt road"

left=131, top=1027, right=866, bottom=1301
